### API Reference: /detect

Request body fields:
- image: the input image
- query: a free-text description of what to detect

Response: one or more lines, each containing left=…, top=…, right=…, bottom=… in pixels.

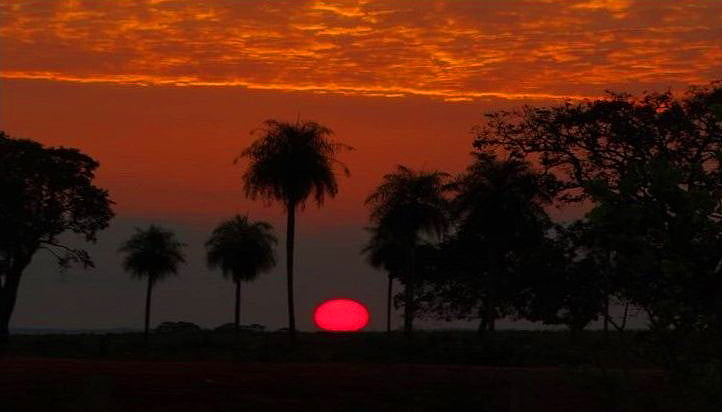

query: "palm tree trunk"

left=144, top=278, right=153, bottom=344
left=403, top=279, right=414, bottom=336
left=718, top=305, right=722, bottom=399
left=485, top=249, right=498, bottom=336
left=234, top=279, right=241, bottom=338
left=717, top=265, right=722, bottom=398
left=483, top=297, right=496, bottom=334
left=386, top=274, right=393, bottom=334
left=603, top=295, right=610, bottom=337
left=403, top=247, right=415, bottom=337
left=488, top=313, right=496, bottom=331
left=477, top=306, right=487, bottom=337
left=286, top=201, right=297, bottom=344
left=604, top=250, right=613, bottom=340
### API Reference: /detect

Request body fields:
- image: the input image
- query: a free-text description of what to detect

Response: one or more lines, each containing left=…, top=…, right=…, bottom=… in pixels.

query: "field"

left=1, top=330, right=718, bottom=412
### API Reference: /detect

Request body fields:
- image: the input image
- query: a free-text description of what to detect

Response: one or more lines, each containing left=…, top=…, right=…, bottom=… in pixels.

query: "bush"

left=155, top=322, right=202, bottom=335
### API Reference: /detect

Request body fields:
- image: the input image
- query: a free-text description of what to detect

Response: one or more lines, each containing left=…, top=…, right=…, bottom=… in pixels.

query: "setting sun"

left=1, top=1, right=720, bottom=409
left=314, top=299, right=369, bottom=332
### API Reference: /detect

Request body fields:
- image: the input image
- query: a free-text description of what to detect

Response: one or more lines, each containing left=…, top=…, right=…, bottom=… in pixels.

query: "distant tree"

left=522, top=222, right=608, bottom=337
left=582, top=155, right=722, bottom=352
left=238, top=119, right=351, bottom=343
left=119, top=225, right=186, bottom=343
left=365, top=166, right=450, bottom=336
left=0, top=132, right=113, bottom=343
left=155, top=321, right=202, bottom=335
left=362, top=227, right=435, bottom=333
left=206, top=215, right=277, bottom=337
left=475, top=83, right=722, bottom=374
left=362, top=226, right=399, bottom=334
left=423, top=153, right=556, bottom=334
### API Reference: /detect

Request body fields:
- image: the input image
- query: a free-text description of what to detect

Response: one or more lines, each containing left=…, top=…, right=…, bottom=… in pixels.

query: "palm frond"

left=119, top=224, right=186, bottom=283
left=205, top=214, right=277, bottom=282
left=237, top=119, right=352, bottom=209
left=366, top=165, right=451, bottom=243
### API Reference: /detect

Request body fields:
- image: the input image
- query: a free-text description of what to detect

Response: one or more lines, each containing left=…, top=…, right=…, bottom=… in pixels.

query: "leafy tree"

left=0, top=132, right=113, bottom=342
left=475, top=83, right=722, bottom=375
left=119, top=225, right=186, bottom=343
left=422, top=153, right=556, bottom=334
left=238, top=119, right=351, bottom=343
left=522, top=222, right=608, bottom=336
left=206, top=215, right=277, bottom=337
left=365, top=165, right=450, bottom=335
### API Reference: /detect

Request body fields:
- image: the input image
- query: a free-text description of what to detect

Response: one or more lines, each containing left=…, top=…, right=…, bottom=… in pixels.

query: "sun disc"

left=313, top=299, right=369, bottom=332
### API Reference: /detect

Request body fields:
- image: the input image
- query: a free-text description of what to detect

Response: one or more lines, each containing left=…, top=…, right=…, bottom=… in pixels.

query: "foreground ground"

left=2, top=357, right=665, bottom=412
left=1, top=331, right=718, bottom=411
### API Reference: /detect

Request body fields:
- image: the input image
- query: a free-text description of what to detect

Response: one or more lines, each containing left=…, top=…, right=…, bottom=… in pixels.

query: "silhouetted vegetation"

left=360, top=82, right=722, bottom=402
left=362, top=226, right=402, bottom=334
left=365, top=166, right=451, bottom=336
left=238, top=119, right=351, bottom=344
left=473, top=82, right=722, bottom=388
left=0, top=329, right=685, bottom=366
left=119, top=225, right=186, bottom=343
left=2, top=82, right=722, bottom=410
left=0, top=132, right=113, bottom=344
left=206, top=215, right=277, bottom=337
left=418, top=153, right=557, bottom=335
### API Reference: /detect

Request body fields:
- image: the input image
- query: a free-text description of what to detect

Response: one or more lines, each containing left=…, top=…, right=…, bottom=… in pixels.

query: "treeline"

left=1, top=83, right=721, bottom=374
left=0, top=120, right=350, bottom=345
left=364, top=83, right=722, bottom=378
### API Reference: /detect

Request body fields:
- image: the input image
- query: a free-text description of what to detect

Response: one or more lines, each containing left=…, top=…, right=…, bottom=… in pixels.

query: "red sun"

left=314, top=299, right=369, bottom=332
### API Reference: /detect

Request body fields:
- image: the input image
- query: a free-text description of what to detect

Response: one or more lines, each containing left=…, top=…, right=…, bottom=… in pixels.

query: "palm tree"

left=238, top=119, right=351, bottom=343
left=365, top=165, right=450, bottom=336
left=205, top=215, right=277, bottom=337
left=363, top=226, right=404, bottom=334
left=119, top=225, right=186, bottom=343
left=451, top=152, right=554, bottom=333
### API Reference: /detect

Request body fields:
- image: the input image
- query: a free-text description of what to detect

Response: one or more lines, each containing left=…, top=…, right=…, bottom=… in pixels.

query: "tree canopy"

left=0, top=131, right=114, bottom=339
left=473, top=83, right=722, bottom=334
left=119, top=225, right=186, bottom=284
left=0, top=131, right=114, bottom=269
left=206, top=215, right=277, bottom=283
left=239, top=119, right=352, bottom=210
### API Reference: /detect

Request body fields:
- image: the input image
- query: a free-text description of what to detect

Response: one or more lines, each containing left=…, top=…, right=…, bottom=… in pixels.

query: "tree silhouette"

left=206, top=215, right=277, bottom=337
left=238, top=119, right=351, bottom=343
left=0, top=132, right=113, bottom=343
left=420, top=153, right=555, bottom=334
left=522, top=222, right=608, bottom=338
left=475, top=82, right=722, bottom=383
left=363, top=226, right=404, bottom=334
left=457, top=152, right=554, bottom=332
left=119, top=225, right=186, bottom=344
left=365, top=165, right=450, bottom=336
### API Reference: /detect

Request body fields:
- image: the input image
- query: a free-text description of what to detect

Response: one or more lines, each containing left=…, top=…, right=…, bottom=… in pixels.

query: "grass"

left=3, top=330, right=719, bottom=411
left=2, top=329, right=664, bottom=365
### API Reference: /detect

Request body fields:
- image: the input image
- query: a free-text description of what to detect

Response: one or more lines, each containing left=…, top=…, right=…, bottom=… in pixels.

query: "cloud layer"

left=2, top=0, right=720, bottom=101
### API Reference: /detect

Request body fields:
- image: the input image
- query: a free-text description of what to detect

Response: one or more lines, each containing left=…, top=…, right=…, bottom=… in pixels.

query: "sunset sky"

left=1, top=0, right=721, bottom=331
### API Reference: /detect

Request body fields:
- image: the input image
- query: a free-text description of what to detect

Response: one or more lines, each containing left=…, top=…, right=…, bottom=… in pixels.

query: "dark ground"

left=2, top=357, right=665, bottom=412
left=0, top=331, right=717, bottom=412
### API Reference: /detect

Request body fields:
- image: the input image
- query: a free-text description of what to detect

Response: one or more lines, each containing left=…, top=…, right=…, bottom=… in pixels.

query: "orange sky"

left=0, top=0, right=721, bottom=330
left=2, top=0, right=721, bottom=226
left=3, top=0, right=721, bottom=99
